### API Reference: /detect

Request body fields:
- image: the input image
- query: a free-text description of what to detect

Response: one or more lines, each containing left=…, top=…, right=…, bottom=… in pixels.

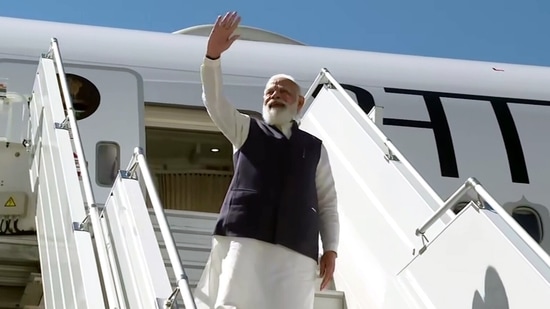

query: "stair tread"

left=158, top=241, right=211, bottom=251
left=153, top=225, right=212, bottom=235
left=0, top=236, right=38, bottom=246
left=153, top=213, right=346, bottom=307
left=315, top=290, right=345, bottom=297
left=164, top=260, right=205, bottom=268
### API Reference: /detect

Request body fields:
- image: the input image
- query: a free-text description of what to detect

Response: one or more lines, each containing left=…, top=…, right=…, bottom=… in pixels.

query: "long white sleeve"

left=200, top=57, right=250, bottom=149
left=201, top=56, right=339, bottom=254
left=316, top=145, right=340, bottom=254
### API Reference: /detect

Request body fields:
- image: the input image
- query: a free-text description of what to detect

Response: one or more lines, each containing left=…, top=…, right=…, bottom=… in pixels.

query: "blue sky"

left=3, top=0, right=550, bottom=66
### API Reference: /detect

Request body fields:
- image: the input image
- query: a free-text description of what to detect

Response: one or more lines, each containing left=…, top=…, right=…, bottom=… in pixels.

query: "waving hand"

left=206, top=11, right=241, bottom=59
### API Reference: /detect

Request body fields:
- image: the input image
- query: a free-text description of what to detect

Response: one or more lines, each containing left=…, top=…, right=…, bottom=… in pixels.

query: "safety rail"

left=0, top=83, right=10, bottom=142
left=0, top=90, right=11, bottom=142
left=299, top=67, right=550, bottom=309
left=126, top=147, right=197, bottom=309
left=301, top=68, right=445, bottom=207
left=300, top=67, right=550, bottom=266
left=46, top=38, right=120, bottom=308
left=416, top=177, right=550, bottom=265
left=0, top=86, right=27, bottom=143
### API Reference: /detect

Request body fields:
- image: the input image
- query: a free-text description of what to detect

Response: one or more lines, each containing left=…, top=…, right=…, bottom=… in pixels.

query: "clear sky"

left=3, top=0, right=550, bottom=66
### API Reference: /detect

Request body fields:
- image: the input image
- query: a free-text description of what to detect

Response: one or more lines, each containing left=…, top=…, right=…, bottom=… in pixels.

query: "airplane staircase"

left=297, top=68, right=550, bottom=308
left=149, top=209, right=347, bottom=309
left=0, top=38, right=348, bottom=309
left=24, top=38, right=197, bottom=309
left=8, top=37, right=550, bottom=309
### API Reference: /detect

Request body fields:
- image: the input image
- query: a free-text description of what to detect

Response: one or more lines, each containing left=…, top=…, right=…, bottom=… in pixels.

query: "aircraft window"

left=512, top=206, right=543, bottom=243
left=62, top=74, right=101, bottom=120
left=96, top=141, right=120, bottom=187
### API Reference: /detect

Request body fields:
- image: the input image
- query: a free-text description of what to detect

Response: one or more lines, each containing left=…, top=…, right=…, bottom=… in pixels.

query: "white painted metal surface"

left=300, top=74, right=448, bottom=308
left=4, top=21, right=549, bottom=308
left=102, top=169, right=173, bottom=309
left=123, top=148, right=199, bottom=309
left=0, top=142, right=34, bottom=231
left=0, top=86, right=28, bottom=145
left=0, top=86, right=35, bottom=234
left=2, top=15, right=550, bottom=258
left=399, top=202, right=550, bottom=308
left=299, top=69, right=550, bottom=308
left=16, top=38, right=346, bottom=308
left=27, top=39, right=200, bottom=309
left=29, top=55, right=105, bottom=308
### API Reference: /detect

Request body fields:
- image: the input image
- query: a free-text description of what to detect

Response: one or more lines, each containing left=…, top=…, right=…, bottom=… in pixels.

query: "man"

left=193, top=11, right=340, bottom=309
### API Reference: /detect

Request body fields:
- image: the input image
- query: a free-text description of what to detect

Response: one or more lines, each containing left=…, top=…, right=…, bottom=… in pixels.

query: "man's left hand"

left=319, top=251, right=337, bottom=290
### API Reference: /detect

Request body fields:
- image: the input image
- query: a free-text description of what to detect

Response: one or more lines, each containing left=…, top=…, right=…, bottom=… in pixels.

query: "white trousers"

left=194, top=235, right=317, bottom=309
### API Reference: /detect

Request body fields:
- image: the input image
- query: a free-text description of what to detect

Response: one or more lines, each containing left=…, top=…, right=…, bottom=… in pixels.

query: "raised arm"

left=201, top=11, right=250, bottom=149
left=201, top=57, right=250, bottom=149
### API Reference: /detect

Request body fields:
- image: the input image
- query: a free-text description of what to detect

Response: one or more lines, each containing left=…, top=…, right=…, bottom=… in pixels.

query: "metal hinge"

left=54, top=116, right=70, bottom=130
left=163, top=287, right=181, bottom=309
left=72, top=219, right=89, bottom=232
left=384, top=146, right=399, bottom=162
left=72, top=205, right=98, bottom=233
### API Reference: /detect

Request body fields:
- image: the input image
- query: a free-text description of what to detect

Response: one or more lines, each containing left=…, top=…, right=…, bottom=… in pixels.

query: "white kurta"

left=194, top=57, right=339, bottom=309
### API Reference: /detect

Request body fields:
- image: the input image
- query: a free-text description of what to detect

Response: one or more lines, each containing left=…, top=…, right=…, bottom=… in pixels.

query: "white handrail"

left=127, top=147, right=197, bottom=309
left=0, top=95, right=12, bottom=142
left=0, top=91, right=27, bottom=143
left=415, top=179, right=473, bottom=236
left=417, top=177, right=550, bottom=266
left=49, top=38, right=120, bottom=308
left=301, top=68, right=445, bottom=206
left=301, top=68, right=550, bottom=268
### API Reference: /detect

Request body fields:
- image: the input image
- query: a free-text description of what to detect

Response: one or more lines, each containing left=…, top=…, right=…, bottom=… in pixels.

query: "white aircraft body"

left=0, top=15, right=549, bottom=308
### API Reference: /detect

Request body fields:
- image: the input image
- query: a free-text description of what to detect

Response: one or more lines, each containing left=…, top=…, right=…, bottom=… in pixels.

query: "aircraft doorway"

left=145, top=126, right=233, bottom=213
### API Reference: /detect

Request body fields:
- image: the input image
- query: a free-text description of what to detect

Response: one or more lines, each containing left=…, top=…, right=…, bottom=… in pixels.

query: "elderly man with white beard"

left=193, top=11, right=340, bottom=309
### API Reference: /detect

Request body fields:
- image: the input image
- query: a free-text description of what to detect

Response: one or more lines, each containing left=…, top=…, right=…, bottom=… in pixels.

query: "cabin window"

left=512, top=206, right=544, bottom=243
left=63, top=73, right=101, bottom=120
left=96, top=141, right=120, bottom=187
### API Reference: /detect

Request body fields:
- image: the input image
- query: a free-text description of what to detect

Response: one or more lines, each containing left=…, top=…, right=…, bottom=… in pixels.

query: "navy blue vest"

left=213, top=117, right=322, bottom=262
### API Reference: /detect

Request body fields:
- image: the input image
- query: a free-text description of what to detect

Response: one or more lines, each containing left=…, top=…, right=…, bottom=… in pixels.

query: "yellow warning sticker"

left=4, top=197, right=16, bottom=207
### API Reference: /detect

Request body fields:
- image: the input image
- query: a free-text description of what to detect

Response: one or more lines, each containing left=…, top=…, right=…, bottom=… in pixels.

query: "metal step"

left=0, top=236, right=42, bottom=309
left=150, top=209, right=347, bottom=308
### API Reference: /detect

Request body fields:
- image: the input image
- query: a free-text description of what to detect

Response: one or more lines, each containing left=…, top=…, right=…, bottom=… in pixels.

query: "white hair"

left=266, top=74, right=302, bottom=95
left=262, top=74, right=303, bottom=126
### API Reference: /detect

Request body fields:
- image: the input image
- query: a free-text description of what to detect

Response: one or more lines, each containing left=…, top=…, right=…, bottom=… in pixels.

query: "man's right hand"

left=206, top=11, right=241, bottom=59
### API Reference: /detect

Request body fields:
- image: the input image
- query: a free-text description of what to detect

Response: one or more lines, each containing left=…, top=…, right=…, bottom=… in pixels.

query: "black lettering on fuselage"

left=312, top=83, right=375, bottom=113
left=312, top=84, right=550, bottom=184
left=384, top=89, right=458, bottom=179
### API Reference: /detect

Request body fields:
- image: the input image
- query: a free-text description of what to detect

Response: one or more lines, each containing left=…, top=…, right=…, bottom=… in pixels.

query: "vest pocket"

left=228, top=188, right=259, bottom=204
left=225, top=189, right=260, bottom=233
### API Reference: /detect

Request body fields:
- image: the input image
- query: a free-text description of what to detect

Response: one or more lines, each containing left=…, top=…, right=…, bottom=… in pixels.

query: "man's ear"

left=297, top=95, right=305, bottom=111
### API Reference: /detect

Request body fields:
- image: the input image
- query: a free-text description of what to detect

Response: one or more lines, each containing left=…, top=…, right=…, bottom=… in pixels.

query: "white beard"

left=262, top=103, right=298, bottom=126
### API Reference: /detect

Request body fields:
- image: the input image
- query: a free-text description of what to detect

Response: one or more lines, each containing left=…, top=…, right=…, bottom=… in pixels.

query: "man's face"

left=262, top=76, right=304, bottom=126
